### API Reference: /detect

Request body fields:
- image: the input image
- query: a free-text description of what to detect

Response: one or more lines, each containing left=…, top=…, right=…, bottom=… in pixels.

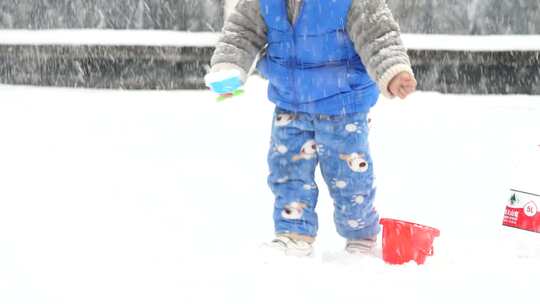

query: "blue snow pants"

left=268, top=107, right=380, bottom=240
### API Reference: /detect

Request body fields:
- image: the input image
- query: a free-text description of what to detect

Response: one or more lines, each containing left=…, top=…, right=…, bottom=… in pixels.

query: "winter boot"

left=345, top=237, right=377, bottom=255
left=269, top=234, right=314, bottom=257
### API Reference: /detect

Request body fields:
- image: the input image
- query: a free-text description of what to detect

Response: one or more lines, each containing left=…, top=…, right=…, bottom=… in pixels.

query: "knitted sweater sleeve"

left=347, top=0, right=413, bottom=98
left=210, top=0, right=267, bottom=75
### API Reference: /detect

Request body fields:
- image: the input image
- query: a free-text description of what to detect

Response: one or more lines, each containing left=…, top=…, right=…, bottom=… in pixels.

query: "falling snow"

left=0, top=2, right=539, bottom=304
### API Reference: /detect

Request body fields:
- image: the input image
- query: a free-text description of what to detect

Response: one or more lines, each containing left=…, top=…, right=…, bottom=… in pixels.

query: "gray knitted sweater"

left=212, top=0, right=412, bottom=98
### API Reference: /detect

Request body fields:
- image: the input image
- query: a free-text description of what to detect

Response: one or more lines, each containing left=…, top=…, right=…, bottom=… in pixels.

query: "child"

left=206, top=0, right=417, bottom=256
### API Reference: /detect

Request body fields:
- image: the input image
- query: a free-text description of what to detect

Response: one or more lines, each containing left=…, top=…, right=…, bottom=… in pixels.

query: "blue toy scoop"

left=206, top=76, right=242, bottom=94
left=204, top=70, right=244, bottom=97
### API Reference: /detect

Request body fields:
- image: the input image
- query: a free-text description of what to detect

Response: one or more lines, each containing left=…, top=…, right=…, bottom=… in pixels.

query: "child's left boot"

left=345, top=237, right=377, bottom=255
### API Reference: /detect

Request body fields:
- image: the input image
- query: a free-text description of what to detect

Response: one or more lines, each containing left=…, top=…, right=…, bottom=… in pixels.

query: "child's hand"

left=388, top=72, right=417, bottom=99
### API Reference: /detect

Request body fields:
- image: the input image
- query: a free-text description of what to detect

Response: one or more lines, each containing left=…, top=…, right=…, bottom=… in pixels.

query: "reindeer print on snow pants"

left=268, top=107, right=380, bottom=240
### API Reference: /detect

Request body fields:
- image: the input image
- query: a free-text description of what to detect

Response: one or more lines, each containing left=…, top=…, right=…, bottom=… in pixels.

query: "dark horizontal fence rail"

left=0, top=44, right=214, bottom=90
left=1, top=42, right=539, bottom=94
left=411, top=50, right=540, bottom=94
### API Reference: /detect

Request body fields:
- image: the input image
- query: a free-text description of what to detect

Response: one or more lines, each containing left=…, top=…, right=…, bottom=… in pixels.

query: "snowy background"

left=1, top=0, right=540, bottom=92
left=0, top=0, right=224, bottom=31
left=1, top=1, right=540, bottom=304
left=387, top=0, right=540, bottom=34
left=1, top=0, right=539, bottom=34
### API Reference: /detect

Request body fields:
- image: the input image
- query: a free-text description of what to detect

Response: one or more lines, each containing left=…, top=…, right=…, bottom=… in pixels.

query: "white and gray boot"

left=269, top=235, right=314, bottom=257
left=345, top=238, right=377, bottom=255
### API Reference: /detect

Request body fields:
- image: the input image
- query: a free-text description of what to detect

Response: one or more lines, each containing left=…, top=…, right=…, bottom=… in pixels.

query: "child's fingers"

left=390, top=73, right=417, bottom=99
left=400, top=77, right=414, bottom=84
left=402, top=79, right=417, bottom=90
left=398, top=85, right=416, bottom=99
left=403, top=84, right=416, bottom=94
left=394, top=88, right=405, bottom=99
left=398, top=87, right=407, bottom=99
left=390, top=80, right=416, bottom=99
left=389, top=85, right=399, bottom=97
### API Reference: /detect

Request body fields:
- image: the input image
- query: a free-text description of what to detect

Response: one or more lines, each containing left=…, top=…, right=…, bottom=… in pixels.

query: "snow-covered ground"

left=0, top=77, right=539, bottom=304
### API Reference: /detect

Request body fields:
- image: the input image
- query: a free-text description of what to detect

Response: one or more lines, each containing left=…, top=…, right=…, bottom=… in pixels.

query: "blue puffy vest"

left=257, top=0, right=379, bottom=115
